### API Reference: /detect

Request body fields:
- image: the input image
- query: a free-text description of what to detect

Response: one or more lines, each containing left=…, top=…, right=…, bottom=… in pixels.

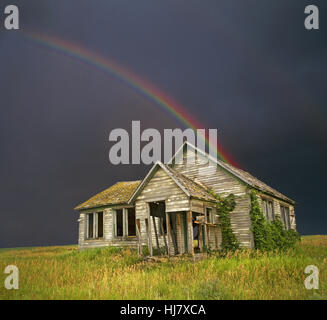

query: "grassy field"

left=0, top=235, right=326, bottom=300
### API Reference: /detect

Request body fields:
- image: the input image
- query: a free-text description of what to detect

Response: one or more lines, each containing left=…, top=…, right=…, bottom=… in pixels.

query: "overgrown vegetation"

left=0, top=235, right=326, bottom=300
left=209, top=191, right=240, bottom=252
left=249, top=189, right=300, bottom=251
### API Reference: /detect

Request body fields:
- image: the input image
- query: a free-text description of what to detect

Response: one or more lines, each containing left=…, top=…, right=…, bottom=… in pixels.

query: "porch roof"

left=128, top=161, right=217, bottom=203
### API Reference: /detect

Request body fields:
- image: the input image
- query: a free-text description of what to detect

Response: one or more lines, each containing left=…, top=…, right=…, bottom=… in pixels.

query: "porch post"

left=165, top=211, right=171, bottom=256
left=199, top=223, right=203, bottom=252
left=160, top=218, right=168, bottom=254
left=187, top=210, right=194, bottom=256
left=136, top=218, right=142, bottom=256
left=152, top=216, right=160, bottom=250
left=123, top=208, right=128, bottom=237
left=204, top=207, right=208, bottom=250
left=146, top=203, right=153, bottom=256
left=94, top=212, right=98, bottom=239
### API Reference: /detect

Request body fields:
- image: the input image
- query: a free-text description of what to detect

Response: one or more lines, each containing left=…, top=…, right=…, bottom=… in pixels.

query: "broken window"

left=116, top=209, right=123, bottom=237
left=87, top=212, right=103, bottom=239
left=267, top=201, right=274, bottom=221
left=127, top=208, right=136, bottom=236
left=114, top=208, right=137, bottom=237
left=280, top=205, right=290, bottom=230
left=97, top=212, right=103, bottom=238
left=206, top=208, right=213, bottom=223
left=262, top=198, right=274, bottom=222
left=88, top=213, right=94, bottom=238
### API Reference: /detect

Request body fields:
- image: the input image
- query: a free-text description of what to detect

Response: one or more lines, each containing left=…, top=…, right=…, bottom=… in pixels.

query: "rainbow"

left=23, top=31, right=238, bottom=167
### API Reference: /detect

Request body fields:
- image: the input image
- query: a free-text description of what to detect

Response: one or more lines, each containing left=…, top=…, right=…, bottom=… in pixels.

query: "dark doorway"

left=149, top=201, right=168, bottom=255
left=149, top=201, right=166, bottom=234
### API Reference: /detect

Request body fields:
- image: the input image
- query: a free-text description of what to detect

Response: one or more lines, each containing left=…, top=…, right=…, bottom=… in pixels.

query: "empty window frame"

left=206, top=208, right=214, bottom=224
left=97, top=212, right=103, bottom=238
left=280, top=205, right=291, bottom=230
left=87, top=212, right=104, bottom=239
left=88, top=213, right=94, bottom=238
left=262, top=198, right=274, bottom=222
left=127, top=208, right=136, bottom=236
left=116, top=209, right=123, bottom=237
left=114, top=208, right=136, bottom=237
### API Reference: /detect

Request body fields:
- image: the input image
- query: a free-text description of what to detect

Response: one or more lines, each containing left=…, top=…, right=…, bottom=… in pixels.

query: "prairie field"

left=0, top=235, right=326, bottom=300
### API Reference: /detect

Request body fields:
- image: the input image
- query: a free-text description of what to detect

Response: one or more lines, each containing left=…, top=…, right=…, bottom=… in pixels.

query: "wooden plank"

left=173, top=215, right=179, bottom=254
left=187, top=210, right=194, bottom=256
left=183, top=212, right=188, bottom=254
left=136, top=219, right=142, bottom=256
left=123, top=208, right=128, bottom=237
left=160, top=218, right=168, bottom=254
left=170, top=214, right=179, bottom=254
left=147, top=204, right=153, bottom=256
left=204, top=209, right=208, bottom=251
left=145, top=218, right=153, bottom=257
left=152, top=215, right=160, bottom=250
left=166, top=212, right=171, bottom=256
left=198, top=223, right=203, bottom=252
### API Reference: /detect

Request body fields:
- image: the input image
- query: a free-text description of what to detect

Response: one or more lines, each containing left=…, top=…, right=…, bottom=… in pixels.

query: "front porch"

left=128, top=162, right=221, bottom=257
left=135, top=198, right=221, bottom=257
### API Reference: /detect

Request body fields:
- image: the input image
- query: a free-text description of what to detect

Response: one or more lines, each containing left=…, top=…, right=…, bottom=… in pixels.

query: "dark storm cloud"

left=0, top=0, right=326, bottom=247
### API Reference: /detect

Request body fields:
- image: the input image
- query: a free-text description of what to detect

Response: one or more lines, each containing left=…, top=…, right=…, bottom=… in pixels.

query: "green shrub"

left=249, top=189, right=300, bottom=251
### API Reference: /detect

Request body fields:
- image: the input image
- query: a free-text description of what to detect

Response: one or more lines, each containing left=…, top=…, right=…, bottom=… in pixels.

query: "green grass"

left=0, top=235, right=326, bottom=300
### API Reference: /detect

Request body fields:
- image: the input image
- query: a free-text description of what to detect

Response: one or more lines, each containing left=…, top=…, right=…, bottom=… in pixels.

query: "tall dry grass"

left=0, top=236, right=326, bottom=300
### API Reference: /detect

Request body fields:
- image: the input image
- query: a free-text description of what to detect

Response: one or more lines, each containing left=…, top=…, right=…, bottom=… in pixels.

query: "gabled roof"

left=128, top=161, right=216, bottom=204
left=170, top=141, right=296, bottom=204
left=75, top=180, right=141, bottom=211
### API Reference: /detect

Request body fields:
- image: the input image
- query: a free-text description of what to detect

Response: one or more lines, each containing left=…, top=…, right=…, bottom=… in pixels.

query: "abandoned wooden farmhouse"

left=75, top=142, right=296, bottom=255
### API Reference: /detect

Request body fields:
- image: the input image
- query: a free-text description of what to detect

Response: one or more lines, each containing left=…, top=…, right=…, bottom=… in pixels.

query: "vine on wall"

left=209, top=191, right=240, bottom=252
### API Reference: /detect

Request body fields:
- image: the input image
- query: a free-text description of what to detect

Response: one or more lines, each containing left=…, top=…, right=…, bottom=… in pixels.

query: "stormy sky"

left=0, top=0, right=326, bottom=248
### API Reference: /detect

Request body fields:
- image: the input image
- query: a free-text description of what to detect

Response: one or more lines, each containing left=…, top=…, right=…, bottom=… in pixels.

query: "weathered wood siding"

left=136, top=168, right=190, bottom=212
left=135, top=167, right=191, bottom=254
left=172, top=147, right=254, bottom=248
left=78, top=213, right=86, bottom=246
